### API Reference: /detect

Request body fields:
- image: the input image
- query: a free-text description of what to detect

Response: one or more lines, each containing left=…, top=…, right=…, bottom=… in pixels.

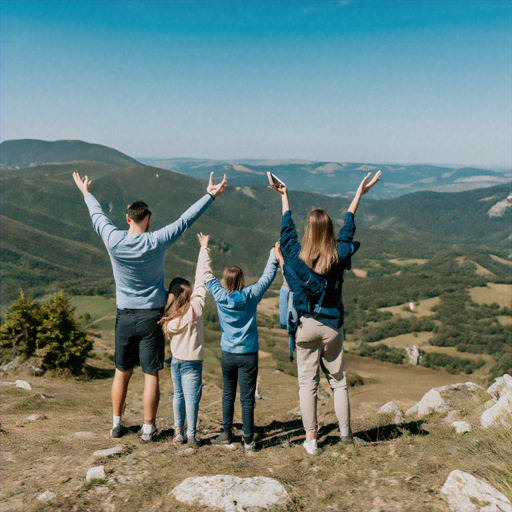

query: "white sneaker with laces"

left=303, top=439, right=318, bottom=455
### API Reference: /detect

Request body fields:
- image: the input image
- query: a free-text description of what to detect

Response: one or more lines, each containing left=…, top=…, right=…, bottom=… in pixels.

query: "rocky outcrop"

left=417, top=389, right=450, bottom=418
left=378, top=402, right=405, bottom=424
left=481, top=374, right=511, bottom=429
left=441, top=470, right=511, bottom=511
left=170, top=475, right=290, bottom=512
left=405, top=346, right=421, bottom=365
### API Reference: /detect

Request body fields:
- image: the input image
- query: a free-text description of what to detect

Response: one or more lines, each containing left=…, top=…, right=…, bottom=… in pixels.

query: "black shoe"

left=211, top=431, right=233, bottom=445
left=110, top=423, right=127, bottom=438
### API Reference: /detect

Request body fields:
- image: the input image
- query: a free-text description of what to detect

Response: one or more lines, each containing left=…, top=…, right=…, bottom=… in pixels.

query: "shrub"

left=35, top=292, right=93, bottom=374
left=0, top=290, right=42, bottom=360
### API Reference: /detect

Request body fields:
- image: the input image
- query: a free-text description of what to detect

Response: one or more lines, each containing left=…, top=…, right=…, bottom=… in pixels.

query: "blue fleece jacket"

left=205, top=251, right=278, bottom=354
left=84, top=192, right=213, bottom=309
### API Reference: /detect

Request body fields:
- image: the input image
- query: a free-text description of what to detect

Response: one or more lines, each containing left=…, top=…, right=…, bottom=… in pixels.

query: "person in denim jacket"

left=205, top=249, right=279, bottom=451
left=271, top=171, right=381, bottom=455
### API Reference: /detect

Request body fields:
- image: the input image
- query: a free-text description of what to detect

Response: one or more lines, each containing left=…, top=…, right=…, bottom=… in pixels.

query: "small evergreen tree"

left=36, top=292, right=93, bottom=374
left=0, top=290, right=41, bottom=360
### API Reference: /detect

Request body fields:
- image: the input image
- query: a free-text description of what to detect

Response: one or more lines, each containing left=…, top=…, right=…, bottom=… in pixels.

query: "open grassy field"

left=469, top=283, right=512, bottom=309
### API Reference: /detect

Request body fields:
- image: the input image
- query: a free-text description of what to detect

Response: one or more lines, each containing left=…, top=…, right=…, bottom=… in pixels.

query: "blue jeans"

left=171, top=358, right=203, bottom=438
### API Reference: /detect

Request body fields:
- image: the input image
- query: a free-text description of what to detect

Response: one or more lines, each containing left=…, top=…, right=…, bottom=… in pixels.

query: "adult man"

left=73, top=171, right=227, bottom=441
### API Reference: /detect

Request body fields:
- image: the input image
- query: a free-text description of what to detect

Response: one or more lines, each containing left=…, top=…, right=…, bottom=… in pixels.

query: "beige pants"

left=296, top=316, right=351, bottom=436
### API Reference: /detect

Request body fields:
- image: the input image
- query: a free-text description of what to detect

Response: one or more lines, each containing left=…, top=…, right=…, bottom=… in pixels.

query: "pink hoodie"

left=164, top=247, right=211, bottom=361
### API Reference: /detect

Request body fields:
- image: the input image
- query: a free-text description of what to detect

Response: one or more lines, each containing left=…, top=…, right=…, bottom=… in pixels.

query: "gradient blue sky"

left=1, top=0, right=511, bottom=166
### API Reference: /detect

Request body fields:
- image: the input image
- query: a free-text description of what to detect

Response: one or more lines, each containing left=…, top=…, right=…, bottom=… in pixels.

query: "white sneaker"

left=303, top=439, right=318, bottom=455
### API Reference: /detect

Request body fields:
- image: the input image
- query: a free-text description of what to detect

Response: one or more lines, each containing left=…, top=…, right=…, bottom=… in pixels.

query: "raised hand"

left=197, top=232, right=210, bottom=247
left=73, top=172, right=92, bottom=196
left=358, top=170, right=382, bottom=196
left=207, top=172, right=228, bottom=198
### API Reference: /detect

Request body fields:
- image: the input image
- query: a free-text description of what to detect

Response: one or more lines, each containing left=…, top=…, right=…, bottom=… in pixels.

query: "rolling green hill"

left=0, top=139, right=140, bottom=169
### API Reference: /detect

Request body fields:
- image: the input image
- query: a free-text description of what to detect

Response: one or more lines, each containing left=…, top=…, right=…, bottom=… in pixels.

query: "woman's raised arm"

left=348, top=171, right=382, bottom=215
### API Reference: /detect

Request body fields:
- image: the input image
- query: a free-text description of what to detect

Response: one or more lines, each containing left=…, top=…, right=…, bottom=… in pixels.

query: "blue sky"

left=1, top=0, right=511, bottom=166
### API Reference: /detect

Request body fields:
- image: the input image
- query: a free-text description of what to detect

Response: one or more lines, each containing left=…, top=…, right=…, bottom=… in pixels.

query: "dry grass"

left=469, top=283, right=512, bottom=309
left=378, top=297, right=440, bottom=318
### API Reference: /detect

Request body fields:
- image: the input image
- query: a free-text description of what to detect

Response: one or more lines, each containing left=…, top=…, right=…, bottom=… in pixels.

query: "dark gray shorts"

left=115, top=308, right=164, bottom=374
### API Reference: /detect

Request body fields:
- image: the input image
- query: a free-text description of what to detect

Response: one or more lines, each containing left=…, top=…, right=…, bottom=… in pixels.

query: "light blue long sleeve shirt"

left=205, top=251, right=278, bottom=354
left=84, top=192, right=213, bottom=309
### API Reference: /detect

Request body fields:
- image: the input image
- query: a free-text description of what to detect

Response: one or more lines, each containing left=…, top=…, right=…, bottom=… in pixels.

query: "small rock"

left=178, top=447, right=196, bottom=455
left=86, top=466, right=106, bottom=481
left=451, top=421, right=472, bottom=434
left=26, top=414, right=47, bottom=422
left=170, top=475, right=290, bottom=512
left=2, top=357, right=21, bottom=372
left=0, top=381, right=14, bottom=386
left=417, top=389, right=450, bottom=418
left=378, top=402, right=405, bottom=424
left=37, top=491, right=56, bottom=502
left=30, top=365, right=45, bottom=376
left=94, top=487, right=109, bottom=494
left=94, top=446, right=127, bottom=458
left=405, top=402, right=419, bottom=416
left=441, top=470, right=511, bottom=512
left=110, top=475, right=133, bottom=485
left=15, top=380, right=32, bottom=390
left=486, top=374, right=512, bottom=401
left=223, top=443, right=238, bottom=451
left=287, top=406, right=301, bottom=416
left=444, top=410, right=460, bottom=424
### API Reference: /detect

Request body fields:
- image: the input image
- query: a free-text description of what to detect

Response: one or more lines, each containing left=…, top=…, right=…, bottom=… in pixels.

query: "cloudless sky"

left=1, top=0, right=511, bottom=166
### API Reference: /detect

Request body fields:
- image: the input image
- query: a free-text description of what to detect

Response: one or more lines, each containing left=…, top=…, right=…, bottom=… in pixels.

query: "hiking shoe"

left=211, top=431, right=233, bottom=445
left=173, top=432, right=185, bottom=445
left=303, top=439, right=318, bottom=455
left=243, top=439, right=256, bottom=452
left=140, top=425, right=157, bottom=443
left=187, top=436, right=199, bottom=449
left=340, top=434, right=355, bottom=445
left=110, top=423, right=127, bottom=438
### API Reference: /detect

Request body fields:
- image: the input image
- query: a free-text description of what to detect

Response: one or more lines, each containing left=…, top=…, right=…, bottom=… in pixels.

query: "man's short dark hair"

left=127, top=201, right=151, bottom=223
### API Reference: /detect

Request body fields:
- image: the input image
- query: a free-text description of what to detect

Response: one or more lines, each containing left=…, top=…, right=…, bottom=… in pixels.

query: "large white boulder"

left=487, top=375, right=512, bottom=402
left=378, top=402, right=405, bottom=424
left=170, top=475, right=290, bottom=512
left=441, top=470, right=511, bottom=512
left=481, top=392, right=511, bottom=429
left=417, top=389, right=450, bottom=418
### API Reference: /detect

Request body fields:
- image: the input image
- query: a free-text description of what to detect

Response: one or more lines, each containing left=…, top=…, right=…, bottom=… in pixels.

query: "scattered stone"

left=0, top=381, right=14, bottom=386
left=109, top=475, right=134, bottom=485
left=2, top=357, right=21, bottom=372
left=37, top=491, right=56, bottom=502
left=223, top=443, right=238, bottom=451
left=178, top=447, right=196, bottom=455
left=26, top=414, right=47, bottom=422
left=30, top=365, right=45, bottom=376
left=378, top=402, right=405, bottom=424
left=451, top=421, right=472, bottom=434
left=481, top=391, right=511, bottom=429
left=86, top=466, right=106, bottom=481
left=94, top=487, right=109, bottom=494
left=487, top=374, right=512, bottom=402
left=405, top=403, right=419, bottom=416
left=94, top=446, right=128, bottom=458
left=170, top=475, right=290, bottom=512
left=405, top=345, right=421, bottom=365
left=417, top=389, right=450, bottom=418
left=15, top=380, right=32, bottom=390
left=444, top=410, right=460, bottom=424
left=287, top=406, right=301, bottom=416
left=441, top=469, right=512, bottom=512
left=435, top=382, right=483, bottom=393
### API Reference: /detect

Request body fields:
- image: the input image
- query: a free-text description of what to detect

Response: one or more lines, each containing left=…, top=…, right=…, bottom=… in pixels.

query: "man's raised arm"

left=154, top=173, right=227, bottom=246
left=73, top=172, right=122, bottom=249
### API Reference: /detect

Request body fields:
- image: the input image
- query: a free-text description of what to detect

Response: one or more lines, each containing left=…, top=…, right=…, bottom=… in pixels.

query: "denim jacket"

left=205, top=251, right=278, bottom=354
left=280, top=210, right=360, bottom=329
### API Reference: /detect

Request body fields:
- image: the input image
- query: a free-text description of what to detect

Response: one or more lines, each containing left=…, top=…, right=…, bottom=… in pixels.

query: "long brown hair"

left=160, top=277, right=192, bottom=331
left=222, top=266, right=245, bottom=293
left=299, top=208, right=339, bottom=275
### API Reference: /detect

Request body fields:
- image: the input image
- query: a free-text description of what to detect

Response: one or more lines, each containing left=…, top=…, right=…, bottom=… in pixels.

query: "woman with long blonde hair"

left=160, top=233, right=212, bottom=449
left=271, top=171, right=381, bottom=454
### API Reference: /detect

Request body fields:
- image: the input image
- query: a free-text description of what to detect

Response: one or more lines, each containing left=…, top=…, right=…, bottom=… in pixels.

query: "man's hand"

left=73, top=172, right=92, bottom=196
left=197, top=232, right=210, bottom=247
left=357, top=171, right=381, bottom=196
left=274, top=241, right=285, bottom=267
left=207, top=172, right=228, bottom=198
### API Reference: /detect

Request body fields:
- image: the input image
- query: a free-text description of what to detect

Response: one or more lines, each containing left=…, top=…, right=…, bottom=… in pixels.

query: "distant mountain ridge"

left=140, top=157, right=511, bottom=199
left=0, top=139, right=140, bottom=169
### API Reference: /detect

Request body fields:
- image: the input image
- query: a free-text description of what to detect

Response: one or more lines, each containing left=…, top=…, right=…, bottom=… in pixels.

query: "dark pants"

left=221, top=350, right=258, bottom=444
